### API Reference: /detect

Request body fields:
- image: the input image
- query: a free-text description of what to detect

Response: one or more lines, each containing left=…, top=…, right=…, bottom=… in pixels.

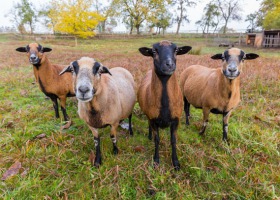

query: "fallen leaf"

left=5, top=121, right=14, bottom=128
left=134, top=146, right=145, bottom=153
left=20, top=167, right=29, bottom=178
left=20, top=90, right=28, bottom=97
left=89, top=150, right=95, bottom=167
left=1, top=161, right=22, bottom=180
left=60, top=120, right=72, bottom=130
left=32, top=133, right=47, bottom=140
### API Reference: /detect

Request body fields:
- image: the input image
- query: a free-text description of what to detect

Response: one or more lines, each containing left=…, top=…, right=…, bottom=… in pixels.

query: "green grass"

left=0, top=35, right=279, bottom=199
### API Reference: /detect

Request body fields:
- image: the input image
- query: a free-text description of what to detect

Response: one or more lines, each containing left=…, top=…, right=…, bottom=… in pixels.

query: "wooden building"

left=246, top=30, right=280, bottom=48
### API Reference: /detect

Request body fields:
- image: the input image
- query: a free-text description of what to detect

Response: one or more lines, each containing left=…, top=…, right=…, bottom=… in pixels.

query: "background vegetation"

left=4, top=0, right=280, bottom=37
left=0, top=35, right=279, bottom=199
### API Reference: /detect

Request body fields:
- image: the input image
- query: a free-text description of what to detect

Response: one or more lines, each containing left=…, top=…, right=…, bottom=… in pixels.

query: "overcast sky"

left=0, top=0, right=261, bottom=33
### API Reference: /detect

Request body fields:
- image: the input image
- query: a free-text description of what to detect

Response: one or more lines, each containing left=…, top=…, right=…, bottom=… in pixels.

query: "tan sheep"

left=180, top=48, right=259, bottom=141
left=138, top=40, right=192, bottom=170
left=16, top=43, right=75, bottom=122
left=60, top=57, right=136, bottom=167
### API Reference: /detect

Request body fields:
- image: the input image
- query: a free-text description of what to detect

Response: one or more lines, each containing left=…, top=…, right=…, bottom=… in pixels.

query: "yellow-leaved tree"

left=48, top=0, right=104, bottom=38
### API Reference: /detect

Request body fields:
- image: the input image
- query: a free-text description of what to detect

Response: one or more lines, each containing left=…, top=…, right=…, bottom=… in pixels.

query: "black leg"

left=170, top=119, right=180, bottom=170
left=151, top=123, right=160, bottom=167
left=110, top=135, right=119, bottom=155
left=61, top=106, right=69, bottom=121
left=94, top=136, right=102, bottom=167
left=148, top=123, right=152, bottom=140
left=50, top=97, right=59, bottom=118
left=184, top=97, right=190, bottom=125
left=128, top=114, right=133, bottom=136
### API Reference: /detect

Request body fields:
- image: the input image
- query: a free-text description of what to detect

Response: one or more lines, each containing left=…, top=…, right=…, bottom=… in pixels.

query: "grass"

left=0, top=35, right=279, bottom=199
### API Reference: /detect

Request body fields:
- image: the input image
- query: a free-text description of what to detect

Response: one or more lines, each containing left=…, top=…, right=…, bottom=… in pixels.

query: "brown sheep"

left=60, top=57, right=136, bottom=167
left=179, top=48, right=259, bottom=141
left=138, top=40, right=192, bottom=170
left=16, top=43, right=75, bottom=121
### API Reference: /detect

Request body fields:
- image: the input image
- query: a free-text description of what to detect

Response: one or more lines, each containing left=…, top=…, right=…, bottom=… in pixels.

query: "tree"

left=260, top=0, right=280, bottom=29
left=172, top=0, right=196, bottom=34
left=149, top=11, right=172, bottom=35
left=245, top=12, right=260, bottom=32
left=195, top=3, right=220, bottom=34
left=215, top=0, right=242, bottom=34
left=110, top=0, right=168, bottom=34
left=48, top=0, right=104, bottom=38
left=7, top=0, right=37, bottom=34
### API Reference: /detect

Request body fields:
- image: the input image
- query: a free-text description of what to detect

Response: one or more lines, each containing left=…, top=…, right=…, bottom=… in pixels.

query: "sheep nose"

left=78, top=86, right=90, bottom=94
left=228, top=67, right=237, bottom=72
left=30, top=54, right=37, bottom=60
left=166, top=59, right=175, bottom=68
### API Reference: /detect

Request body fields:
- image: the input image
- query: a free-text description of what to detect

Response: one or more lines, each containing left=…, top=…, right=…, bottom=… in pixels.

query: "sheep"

left=179, top=47, right=259, bottom=142
left=138, top=40, right=192, bottom=170
left=59, top=57, right=136, bottom=167
left=16, top=43, right=75, bottom=122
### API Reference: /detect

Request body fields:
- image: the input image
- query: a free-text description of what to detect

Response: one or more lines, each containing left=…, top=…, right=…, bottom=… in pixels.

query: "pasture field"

left=0, top=34, right=279, bottom=199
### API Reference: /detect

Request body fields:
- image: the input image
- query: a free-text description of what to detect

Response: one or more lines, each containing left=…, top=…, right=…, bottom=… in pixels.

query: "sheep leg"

left=150, top=122, right=160, bottom=167
left=170, top=119, right=180, bottom=170
left=110, top=124, right=119, bottom=155
left=222, top=111, right=232, bottom=142
left=199, top=108, right=210, bottom=135
left=59, top=96, right=69, bottom=121
left=50, top=97, right=59, bottom=118
left=148, top=121, right=152, bottom=140
left=184, top=97, right=191, bottom=125
left=89, top=126, right=102, bottom=167
left=128, top=114, right=133, bottom=136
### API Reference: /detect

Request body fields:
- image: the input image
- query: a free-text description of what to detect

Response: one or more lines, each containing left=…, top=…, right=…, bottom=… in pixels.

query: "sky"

left=0, top=0, right=261, bottom=33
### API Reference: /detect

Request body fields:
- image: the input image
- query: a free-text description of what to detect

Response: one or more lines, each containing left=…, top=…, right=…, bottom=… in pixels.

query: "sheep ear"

left=244, top=53, right=259, bottom=60
left=211, top=54, right=223, bottom=60
left=16, top=47, right=27, bottom=52
left=139, top=47, right=153, bottom=57
left=177, top=46, right=192, bottom=55
left=93, top=62, right=112, bottom=76
left=42, top=47, right=52, bottom=52
left=59, top=65, right=73, bottom=76
left=100, top=66, right=112, bottom=76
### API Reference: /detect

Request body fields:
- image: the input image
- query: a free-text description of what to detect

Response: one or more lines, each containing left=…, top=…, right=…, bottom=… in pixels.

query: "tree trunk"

left=136, top=25, right=140, bottom=34
left=176, top=1, right=184, bottom=35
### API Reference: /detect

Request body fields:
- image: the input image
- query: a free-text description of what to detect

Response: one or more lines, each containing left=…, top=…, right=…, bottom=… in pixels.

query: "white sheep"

left=60, top=57, right=136, bottom=167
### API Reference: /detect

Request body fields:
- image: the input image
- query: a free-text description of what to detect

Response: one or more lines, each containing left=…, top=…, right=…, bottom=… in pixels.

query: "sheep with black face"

left=16, top=43, right=75, bottom=122
left=179, top=48, right=259, bottom=141
left=138, top=40, right=192, bottom=170
left=60, top=57, right=136, bottom=167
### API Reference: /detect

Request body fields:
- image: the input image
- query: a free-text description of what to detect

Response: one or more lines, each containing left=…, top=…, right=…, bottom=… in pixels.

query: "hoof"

left=129, top=130, right=133, bottom=136
left=223, top=138, right=230, bottom=145
left=94, top=161, right=101, bottom=168
left=199, top=131, right=205, bottom=136
left=148, top=134, right=152, bottom=140
left=173, top=160, right=180, bottom=171
left=113, top=147, right=119, bottom=155
left=153, top=161, right=159, bottom=169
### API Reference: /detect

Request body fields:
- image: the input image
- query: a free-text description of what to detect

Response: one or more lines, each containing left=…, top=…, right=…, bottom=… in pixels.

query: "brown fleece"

left=180, top=65, right=240, bottom=113
left=137, top=69, right=183, bottom=121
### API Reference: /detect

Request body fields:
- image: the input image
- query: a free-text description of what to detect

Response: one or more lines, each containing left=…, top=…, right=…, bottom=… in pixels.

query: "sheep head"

left=211, top=48, right=259, bottom=79
left=139, top=40, right=192, bottom=76
left=16, top=43, right=52, bottom=66
left=60, top=57, right=111, bottom=102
